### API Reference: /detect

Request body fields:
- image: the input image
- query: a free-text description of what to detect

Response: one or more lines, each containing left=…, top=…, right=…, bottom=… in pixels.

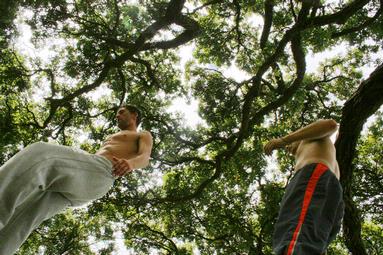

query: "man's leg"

left=273, top=163, right=333, bottom=255
left=326, top=199, right=345, bottom=244
left=0, top=142, right=50, bottom=230
left=0, top=142, right=114, bottom=253
left=0, top=142, right=114, bottom=226
left=0, top=191, right=70, bottom=255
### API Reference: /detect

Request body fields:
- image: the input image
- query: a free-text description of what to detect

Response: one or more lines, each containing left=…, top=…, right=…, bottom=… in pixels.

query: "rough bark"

left=336, top=64, right=383, bottom=255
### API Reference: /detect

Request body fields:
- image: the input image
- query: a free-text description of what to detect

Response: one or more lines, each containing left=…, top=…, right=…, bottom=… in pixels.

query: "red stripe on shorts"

left=286, top=163, right=328, bottom=255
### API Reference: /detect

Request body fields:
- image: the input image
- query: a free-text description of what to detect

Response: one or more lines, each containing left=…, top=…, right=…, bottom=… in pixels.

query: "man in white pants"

left=0, top=105, right=153, bottom=254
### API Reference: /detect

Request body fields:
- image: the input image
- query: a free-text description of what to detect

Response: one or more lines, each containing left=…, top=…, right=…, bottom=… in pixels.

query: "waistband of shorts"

left=297, top=162, right=329, bottom=171
left=295, top=162, right=340, bottom=180
left=294, top=162, right=327, bottom=177
left=91, top=154, right=114, bottom=177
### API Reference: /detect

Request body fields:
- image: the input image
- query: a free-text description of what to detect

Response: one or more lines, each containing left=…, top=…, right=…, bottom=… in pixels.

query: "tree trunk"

left=336, top=64, right=383, bottom=255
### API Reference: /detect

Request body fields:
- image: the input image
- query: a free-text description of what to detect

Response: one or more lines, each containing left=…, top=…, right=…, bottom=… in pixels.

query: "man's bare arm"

left=113, top=131, right=153, bottom=176
left=128, top=131, right=153, bottom=169
left=281, top=119, right=338, bottom=144
left=264, top=119, right=338, bottom=155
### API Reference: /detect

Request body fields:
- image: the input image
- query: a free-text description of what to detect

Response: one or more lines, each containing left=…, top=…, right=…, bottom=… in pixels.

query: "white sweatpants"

left=0, top=142, right=114, bottom=255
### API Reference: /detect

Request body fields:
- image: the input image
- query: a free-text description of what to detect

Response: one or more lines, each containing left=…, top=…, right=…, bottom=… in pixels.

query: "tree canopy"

left=1, top=0, right=382, bottom=254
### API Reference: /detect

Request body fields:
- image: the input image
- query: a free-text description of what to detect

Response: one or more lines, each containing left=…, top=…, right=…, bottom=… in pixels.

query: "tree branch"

left=40, top=0, right=200, bottom=128
left=310, top=0, right=370, bottom=26
left=260, top=0, right=274, bottom=49
left=335, top=63, right=383, bottom=255
left=331, top=4, right=383, bottom=38
left=142, top=14, right=201, bottom=50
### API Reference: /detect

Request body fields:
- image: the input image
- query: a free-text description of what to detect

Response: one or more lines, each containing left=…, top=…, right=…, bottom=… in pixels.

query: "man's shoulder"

left=138, top=131, right=153, bottom=150
left=138, top=130, right=152, bottom=139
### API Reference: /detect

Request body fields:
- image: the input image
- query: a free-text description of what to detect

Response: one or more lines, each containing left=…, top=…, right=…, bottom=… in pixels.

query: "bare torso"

left=294, top=137, right=340, bottom=179
left=95, top=130, right=143, bottom=162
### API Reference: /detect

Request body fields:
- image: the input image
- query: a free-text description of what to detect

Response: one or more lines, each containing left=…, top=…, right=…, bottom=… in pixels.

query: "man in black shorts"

left=264, top=119, right=344, bottom=255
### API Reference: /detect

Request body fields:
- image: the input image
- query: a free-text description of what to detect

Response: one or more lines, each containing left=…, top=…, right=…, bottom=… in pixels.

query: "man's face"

left=116, top=107, right=134, bottom=130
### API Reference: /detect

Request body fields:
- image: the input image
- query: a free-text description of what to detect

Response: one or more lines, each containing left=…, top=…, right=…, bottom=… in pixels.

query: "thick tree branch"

left=335, top=63, right=383, bottom=255
left=224, top=2, right=311, bottom=158
left=142, top=14, right=201, bottom=50
left=245, top=31, right=306, bottom=136
left=331, top=4, right=383, bottom=38
left=233, top=0, right=243, bottom=51
left=260, top=0, right=274, bottom=49
left=111, top=0, right=121, bottom=34
left=310, top=0, right=370, bottom=26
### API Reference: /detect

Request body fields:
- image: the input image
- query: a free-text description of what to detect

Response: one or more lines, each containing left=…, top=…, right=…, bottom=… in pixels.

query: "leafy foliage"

left=0, top=0, right=382, bottom=254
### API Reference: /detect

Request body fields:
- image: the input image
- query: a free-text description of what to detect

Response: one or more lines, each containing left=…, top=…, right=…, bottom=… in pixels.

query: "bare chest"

left=106, top=131, right=140, bottom=152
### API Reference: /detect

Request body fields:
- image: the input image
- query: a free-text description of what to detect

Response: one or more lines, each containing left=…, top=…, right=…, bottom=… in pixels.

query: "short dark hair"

left=124, top=104, right=142, bottom=126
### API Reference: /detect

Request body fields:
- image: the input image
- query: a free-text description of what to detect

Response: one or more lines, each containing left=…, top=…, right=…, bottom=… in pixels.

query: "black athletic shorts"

left=273, top=163, right=345, bottom=255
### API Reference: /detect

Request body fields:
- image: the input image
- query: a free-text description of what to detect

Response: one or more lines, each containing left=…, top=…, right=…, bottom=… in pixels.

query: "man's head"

left=116, top=104, right=141, bottom=130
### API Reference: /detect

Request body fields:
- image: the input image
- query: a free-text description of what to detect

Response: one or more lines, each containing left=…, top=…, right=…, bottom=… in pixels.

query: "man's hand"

left=112, top=157, right=133, bottom=177
left=264, top=138, right=287, bottom=156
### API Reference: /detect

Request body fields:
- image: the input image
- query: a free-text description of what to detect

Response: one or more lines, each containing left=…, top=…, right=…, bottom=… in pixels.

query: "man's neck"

left=121, top=125, right=137, bottom=132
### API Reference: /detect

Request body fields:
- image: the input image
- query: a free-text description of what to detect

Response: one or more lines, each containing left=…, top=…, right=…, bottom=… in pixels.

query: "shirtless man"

left=98, top=105, right=153, bottom=177
left=264, top=119, right=344, bottom=255
left=0, top=104, right=152, bottom=255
